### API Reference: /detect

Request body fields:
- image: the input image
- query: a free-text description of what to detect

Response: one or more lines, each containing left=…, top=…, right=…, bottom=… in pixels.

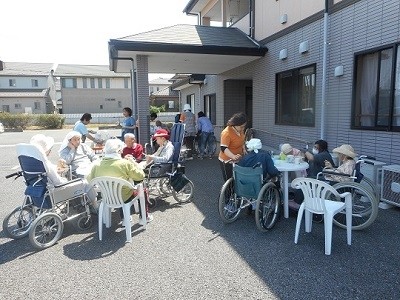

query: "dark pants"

left=184, top=136, right=195, bottom=157
left=219, top=160, right=233, bottom=182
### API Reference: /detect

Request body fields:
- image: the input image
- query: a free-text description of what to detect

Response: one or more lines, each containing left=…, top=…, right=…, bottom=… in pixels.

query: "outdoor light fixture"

left=334, top=65, right=344, bottom=77
left=280, top=14, right=287, bottom=24
left=299, top=41, right=309, bottom=54
left=279, top=49, right=288, bottom=60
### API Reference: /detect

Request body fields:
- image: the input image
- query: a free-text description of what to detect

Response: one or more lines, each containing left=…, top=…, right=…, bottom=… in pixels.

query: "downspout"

left=320, top=0, right=329, bottom=139
left=111, top=57, right=138, bottom=137
left=249, top=0, right=254, bottom=38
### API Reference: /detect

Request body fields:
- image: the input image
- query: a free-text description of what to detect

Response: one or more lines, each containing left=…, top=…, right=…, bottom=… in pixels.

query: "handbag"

left=170, top=172, right=190, bottom=192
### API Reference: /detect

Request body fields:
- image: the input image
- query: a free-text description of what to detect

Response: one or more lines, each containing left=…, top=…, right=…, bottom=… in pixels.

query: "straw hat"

left=332, top=144, right=357, bottom=158
left=281, top=143, right=293, bottom=155
left=246, top=138, right=262, bottom=153
left=153, top=129, right=170, bottom=139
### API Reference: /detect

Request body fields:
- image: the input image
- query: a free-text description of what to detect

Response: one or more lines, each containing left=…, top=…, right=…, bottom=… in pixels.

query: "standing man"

left=179, top=104, right=196, bottom=160
left=196, top=111, right=214, bottom=159
left=74, top=113, right=98, bottom=143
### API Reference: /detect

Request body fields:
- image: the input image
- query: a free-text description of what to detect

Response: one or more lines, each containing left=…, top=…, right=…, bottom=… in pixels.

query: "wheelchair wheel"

left=218, top=178, right=243, bottom=223
left=3, top=206, right=35, bottom=239
left=158, top=178, right=173, bottom=196
left=255, top=182, right=281, bottom=232
left=73, top=214, right=93, bottom=231
left=172, top=180, right=194, bottom=203
left=360, top=176, right=378, bottom=198
left=29, top=213, right=64, bottom=249
left=330, top=181, right=378, bottom=230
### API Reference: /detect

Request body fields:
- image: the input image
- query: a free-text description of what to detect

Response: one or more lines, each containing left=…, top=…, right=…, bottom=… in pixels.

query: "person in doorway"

left=196, top=111, right=214, bottom=159
left=179, top=104, right=196, bottom=160
left=120, top=107, right=136, bottom=141
left=218, top=112, right=247, bottom=182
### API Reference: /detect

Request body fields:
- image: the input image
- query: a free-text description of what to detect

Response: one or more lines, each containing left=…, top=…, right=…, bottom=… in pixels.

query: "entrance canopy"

left=108, top=24, right=267, bottom=74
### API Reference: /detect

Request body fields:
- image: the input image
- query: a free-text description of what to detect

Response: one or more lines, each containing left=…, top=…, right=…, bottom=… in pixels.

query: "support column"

left=135, top=55, right=150, bottom=145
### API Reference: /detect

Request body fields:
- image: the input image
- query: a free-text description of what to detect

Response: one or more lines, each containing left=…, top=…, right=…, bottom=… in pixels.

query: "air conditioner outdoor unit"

left=359, top=159, right=386, bottom=197
left=381, top=165, right=400, bottom=207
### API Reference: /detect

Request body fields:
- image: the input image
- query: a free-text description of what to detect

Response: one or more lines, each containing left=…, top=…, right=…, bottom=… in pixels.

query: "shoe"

left=139, top=214, right=154, bottom=226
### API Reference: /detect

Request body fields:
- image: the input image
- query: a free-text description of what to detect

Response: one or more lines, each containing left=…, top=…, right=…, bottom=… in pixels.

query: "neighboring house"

left=149, top=77, right=171, bottom=96
left=149, top=86, right=179, bottom=112
left=53, top=64, right=131, bottom=114
left=0, top=61, right=56, bottom=114
left=109, top=0, right=400, bottom=165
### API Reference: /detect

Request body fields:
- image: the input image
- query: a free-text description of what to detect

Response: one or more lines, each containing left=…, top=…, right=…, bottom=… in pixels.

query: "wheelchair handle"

left=5, top=171, right=22, bottom=179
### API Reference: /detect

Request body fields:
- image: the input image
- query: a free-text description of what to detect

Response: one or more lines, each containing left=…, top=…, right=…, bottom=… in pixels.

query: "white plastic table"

left=274, top=160, right=309, bottom=218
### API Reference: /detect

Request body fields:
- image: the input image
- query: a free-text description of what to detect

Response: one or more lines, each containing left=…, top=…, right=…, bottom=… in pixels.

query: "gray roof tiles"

left=54, top=64, right=129, bottom=77
left=0, top=62, right=55, bottom=76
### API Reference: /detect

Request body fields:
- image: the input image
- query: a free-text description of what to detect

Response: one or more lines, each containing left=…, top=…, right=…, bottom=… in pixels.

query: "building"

left=108, top=0, right=400, bottom=165
left=149, top=86, right=179, bottom=112
left=149, top=77, right=171, bottom=96
left=0, top=61, right=56, bottom=114
left=53, top=64, right=131, bottom=114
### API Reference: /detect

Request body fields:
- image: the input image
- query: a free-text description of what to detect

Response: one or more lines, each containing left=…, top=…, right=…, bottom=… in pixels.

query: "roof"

left=0, top=89, right=49, bottom=98
left=54, top=64, right=129, bottom=78
left=0, top=62, right=54, bottom=76
left=150, top=86, right=178, bottom=97
left=149, top=77, right=172, bottom=85
left=109, top=24, right=267, bottom=74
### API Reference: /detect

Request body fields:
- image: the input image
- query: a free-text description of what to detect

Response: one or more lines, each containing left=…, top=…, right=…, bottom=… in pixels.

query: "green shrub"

left=150, top=105, right=166, bottom=114
left=35, top=114, right=65, bottom=129
left=0, top=113, right=33, bottom=129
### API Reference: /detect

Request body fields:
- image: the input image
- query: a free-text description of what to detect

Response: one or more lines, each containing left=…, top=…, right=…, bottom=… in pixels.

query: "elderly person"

left=58, top=131, right=98, bottom=178
left=30, top=134, right=98, bottom=210
left=142, top=129, right=174, bottom=167
left=121, top=133, right=144, bottom=162
left=179, top=104, right=196, bottom=160
left=87, top=139, right=152, bottom=225
left=238, top=138, right=279, bottom=180
left=324, top=144, right=357, bottom=182
left=218, top=112, right=247, bottom=181
left=304, top=139, right=335, bottom=178
left=280, top=143, right=303, bottom=158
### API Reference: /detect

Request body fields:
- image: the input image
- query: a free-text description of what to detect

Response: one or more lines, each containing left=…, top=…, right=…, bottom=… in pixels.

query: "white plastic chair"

left=291, top=177, right=352, bottom=255
left=90, top=177, right=147, bottom=243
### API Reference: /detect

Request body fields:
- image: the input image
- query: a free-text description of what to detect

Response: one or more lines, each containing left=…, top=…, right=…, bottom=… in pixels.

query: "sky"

left=0, top=0, right=198, bottom=78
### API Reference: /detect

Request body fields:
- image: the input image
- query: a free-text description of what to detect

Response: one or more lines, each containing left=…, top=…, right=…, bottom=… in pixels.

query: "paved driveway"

left=1, top=129, right=400, bottom=299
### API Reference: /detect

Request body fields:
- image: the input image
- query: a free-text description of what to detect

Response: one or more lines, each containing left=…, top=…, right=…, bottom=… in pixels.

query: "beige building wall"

left=0, top=97, right=48, bottom=114
left=255, top=0, right=324, bottom=40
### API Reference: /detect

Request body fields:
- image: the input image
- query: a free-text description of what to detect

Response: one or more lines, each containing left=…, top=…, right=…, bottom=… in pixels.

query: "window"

left=34, top=102, right=41, bottom=110
left=61, top=78, right=77, bottom=88
left=353, top=45, right=400, bottom=130
left=276, top=64, right=316, bottom=126
left=98, top=78, right=103, bottom=88
left=187, top=94, right=195, bottom=113
left=124, top=78, right=129, bottom=89
left=83, top=78, right=87, bottom=88
left=168, top=101, right=175, bottom=109
left=106, top=78, right=110, bottom=88
left=9, top=79, right=16, bottom=87
left=90, top=78, right=95, bottom=88
left=100, top=105, right=103, bottom=109
left=2, top=105, right=10, bottom=112
left=31, top=79, right=38, bottom=87
left=118, top=101, right=122, bottom=108
left=15, top=103, right=21, bottom=109
left=204, top=94, right=217, bottom=124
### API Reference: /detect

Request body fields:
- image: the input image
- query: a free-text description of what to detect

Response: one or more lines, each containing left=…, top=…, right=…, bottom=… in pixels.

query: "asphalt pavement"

left=1, top=129, right=400, bottom=299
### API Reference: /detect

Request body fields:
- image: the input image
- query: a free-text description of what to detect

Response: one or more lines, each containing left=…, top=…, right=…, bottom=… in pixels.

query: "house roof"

left=149, top=77, right=172, bottom=85
left=54, top=64, right=129, bottom=78
left=150, top=86, right=178, bottom=97
left=109, top=24, right=266, bottom=74
left=0, top=62, right=54, bottom=76
left=0, top=89, right=49, bottom=98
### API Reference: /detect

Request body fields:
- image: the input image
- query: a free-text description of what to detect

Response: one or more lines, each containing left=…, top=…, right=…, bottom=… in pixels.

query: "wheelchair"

left=2, top=144, right=93, bottom=250
left=317, top=155, right=379, bottom=230
left=218, top=163, right=282, bottom=232
left=143, top=141, right=194, bottom=208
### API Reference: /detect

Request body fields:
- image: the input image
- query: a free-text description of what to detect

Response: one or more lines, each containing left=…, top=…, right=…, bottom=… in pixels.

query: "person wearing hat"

left=73, top=113, right=101, bottom=144
left=142, top=129, right=174, bottom=167
left=238, top=138, right=279, bottom=180
left=179, top=104, right=196, bottom=159
left=324, top=144, right=357, bottom=182
left=30, top=134, right=98, bottom=210
left=87, top=139, right=152, bottom=225
left=280, top=143, right=302, bottom=158
left=59, top=131, right=98, bottom=178
left=122, top=133, right=144, bottom=162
